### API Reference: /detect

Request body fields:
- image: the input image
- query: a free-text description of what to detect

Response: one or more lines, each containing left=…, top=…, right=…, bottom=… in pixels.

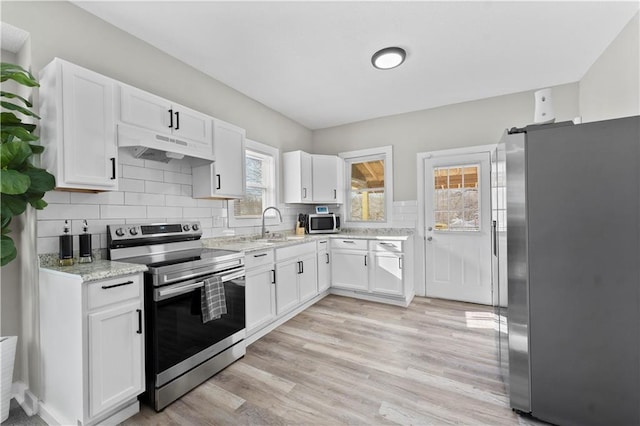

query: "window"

left=433, top=165, right=479, bottom=231
left=228, top=140, right=279, bottom=226
left=340, top=146, right=393, bottom=226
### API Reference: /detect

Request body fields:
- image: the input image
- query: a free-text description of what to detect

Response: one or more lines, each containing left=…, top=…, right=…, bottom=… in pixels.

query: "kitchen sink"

left=255, top=235, right=307, bottom=243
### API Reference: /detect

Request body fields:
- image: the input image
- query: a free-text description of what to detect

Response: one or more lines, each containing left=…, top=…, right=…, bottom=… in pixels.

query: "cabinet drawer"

left=330, top=238, right=367, bottom=250
left=276, top=241, right=316, bottom=261
left=245, top=249, right=274, bottom=269
left=87, top=275, right=142, bottom=311
left=370, top=240, right=403, bottom=253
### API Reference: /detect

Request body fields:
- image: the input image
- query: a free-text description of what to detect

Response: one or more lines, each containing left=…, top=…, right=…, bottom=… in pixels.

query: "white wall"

left=579, top=12, right=640, bottom=122
left=312, top=83, right=580, bottom=201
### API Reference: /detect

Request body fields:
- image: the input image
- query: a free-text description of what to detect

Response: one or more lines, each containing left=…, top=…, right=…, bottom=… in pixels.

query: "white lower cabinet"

left=39, top=271, right=145, bottom=425
left=245, top=250, right=276, bottom=334
left=317, top=240, right=330, bottom=293
left=330, top=237, right=414, bottom=306
left=275, top=242, right=318, bottom=315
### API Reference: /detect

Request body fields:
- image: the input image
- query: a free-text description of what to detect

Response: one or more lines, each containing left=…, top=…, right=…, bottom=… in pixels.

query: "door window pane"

left=350, top=159, right=385, bottom=221
left=433, top=165, right=480, bottom=231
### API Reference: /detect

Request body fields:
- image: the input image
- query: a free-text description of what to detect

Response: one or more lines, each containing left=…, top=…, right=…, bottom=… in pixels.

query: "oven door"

left=147, top=267, right=245, bottom=387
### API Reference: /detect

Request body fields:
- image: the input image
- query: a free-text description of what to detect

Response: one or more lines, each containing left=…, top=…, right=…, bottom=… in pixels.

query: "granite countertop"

left=203, top=228, right=414, bottom=253
left=39, top=258, right=148, bottom=282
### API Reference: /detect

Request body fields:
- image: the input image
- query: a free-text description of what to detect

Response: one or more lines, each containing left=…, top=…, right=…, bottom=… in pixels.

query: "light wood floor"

left=125, top=295, right=543, bottom=425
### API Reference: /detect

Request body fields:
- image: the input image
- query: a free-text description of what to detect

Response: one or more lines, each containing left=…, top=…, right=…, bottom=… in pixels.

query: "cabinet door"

left=275, top=259, right=299, bottom=315
left=371, top=253, right=404, bottom=296
left=88, top=300, right=143, bottom=418
left=61, top=61, right=118, bottom=190
left=283, top=151, right=312, bottom=203
left=246, top=267, right=276, bottom=333
left=120, top=84, right=172, bottom=134
left=298, top=253, right=318, bottom=303
left=317, top=247, right=330, bottom=293
left=213, top=120, right=245, bottom=197
left=331, top=250, right=369, bottom=291
left=172, top=103, right=213, bottom=151
left=312, top=155, right=340, bottom=203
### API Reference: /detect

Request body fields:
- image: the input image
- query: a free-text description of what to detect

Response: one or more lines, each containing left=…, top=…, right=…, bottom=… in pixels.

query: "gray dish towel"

left=201, top=276, right=227, bottom=323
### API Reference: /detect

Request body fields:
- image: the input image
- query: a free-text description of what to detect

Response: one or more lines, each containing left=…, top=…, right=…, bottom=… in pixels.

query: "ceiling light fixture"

left=371, top=47, right=406, bottom=70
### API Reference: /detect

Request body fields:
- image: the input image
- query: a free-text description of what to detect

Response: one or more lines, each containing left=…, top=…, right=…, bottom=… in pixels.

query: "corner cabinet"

left=192, top=119, right=246, bottom=199
left=275, top=242, right=318, bottom=315
left=39, top=58, right=119, bottom=191
left=38, top=270, right=145, bottom=426
left=283, top=150, right=344, bottom=204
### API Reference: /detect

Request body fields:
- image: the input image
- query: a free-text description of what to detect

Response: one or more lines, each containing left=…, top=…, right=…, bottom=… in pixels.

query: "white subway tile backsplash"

left=125, top=192, right=165, bottom=206
left=119, top=150, right=146, bottom=166
left=37, top=236, right=59, bottom=255
left=197, top=199, right=225, bottom=208
left=145, top=181, right=182, bottom=195
left=37, top=220, right=68, bottom=238
left=119, top=178, right=145, bottom=193
left=183, top=207, right=212, bottom=218
left=144, top=159, right=184, bottom=172
left=38, top=204, right=100, bottom=220
left=180, top=185, right=192, bottom=197
left=164, top=171, right=191, bottom=185
left=70, top=191, right=124, bottom=205
left=43, top=190, right=70, bottom=204
left=122, top=165, right=164, bottom=182
left=148, top=206, right=182, bottom=218
left=166, top=195, right=198, bottom=207
left=100, top=205, right=147, bottom=219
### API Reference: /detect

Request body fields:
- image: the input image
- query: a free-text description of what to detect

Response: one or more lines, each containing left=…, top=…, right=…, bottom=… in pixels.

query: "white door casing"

left=422, top=150, right=492, bottom=305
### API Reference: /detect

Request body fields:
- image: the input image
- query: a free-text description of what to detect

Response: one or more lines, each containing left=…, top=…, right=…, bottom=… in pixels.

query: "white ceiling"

left=73, top=1, right=639, bottom=130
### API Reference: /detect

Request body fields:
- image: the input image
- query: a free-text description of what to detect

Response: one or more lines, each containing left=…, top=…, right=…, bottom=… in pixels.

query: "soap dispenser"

left=58, top=220, right=74, bottom=266
left=79, top=220, right=92, bottom=263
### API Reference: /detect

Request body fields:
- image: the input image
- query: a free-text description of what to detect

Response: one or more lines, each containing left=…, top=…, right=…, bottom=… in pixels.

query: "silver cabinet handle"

left=398, top=257, right=403, bottom=269
left=303, top=188, right=307, bottom=198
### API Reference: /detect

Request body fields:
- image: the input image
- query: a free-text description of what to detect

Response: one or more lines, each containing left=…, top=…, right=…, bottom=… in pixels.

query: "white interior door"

left=424, top=152, right=492, bottom=305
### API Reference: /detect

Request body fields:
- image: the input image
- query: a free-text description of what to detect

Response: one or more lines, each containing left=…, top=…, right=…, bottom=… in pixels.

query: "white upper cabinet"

left=312, top=155, right=344, bottom=204
left=40, top=58, right=118, bottom=191
left=119, top=84, right=213, bottom=157
left=192, top=119, right=246, bottom=199
left=283, top=151, right=344, bottom=204
left=283, top=150, right=313, bottom=203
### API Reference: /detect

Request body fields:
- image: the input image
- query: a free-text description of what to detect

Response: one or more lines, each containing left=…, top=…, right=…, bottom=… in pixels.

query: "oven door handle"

left=219, top=269, right=245, bottom=284
left=157, top=280, right=205, bottom=299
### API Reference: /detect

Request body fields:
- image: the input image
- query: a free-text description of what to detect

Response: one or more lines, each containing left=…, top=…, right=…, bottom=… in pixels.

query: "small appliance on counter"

left=306, top=206, right=340, bottom=234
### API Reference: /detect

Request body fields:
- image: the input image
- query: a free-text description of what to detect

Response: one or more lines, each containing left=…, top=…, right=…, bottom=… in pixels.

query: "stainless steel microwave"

left=307, top=214, right=340, bottom=234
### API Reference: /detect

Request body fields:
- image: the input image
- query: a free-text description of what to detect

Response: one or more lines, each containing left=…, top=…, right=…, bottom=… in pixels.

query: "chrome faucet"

left=261, top=206, right=283, bottom=238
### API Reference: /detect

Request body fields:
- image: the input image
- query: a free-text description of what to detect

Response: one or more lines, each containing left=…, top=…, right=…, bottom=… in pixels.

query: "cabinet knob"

left=427, top=236, right=433, bottom=241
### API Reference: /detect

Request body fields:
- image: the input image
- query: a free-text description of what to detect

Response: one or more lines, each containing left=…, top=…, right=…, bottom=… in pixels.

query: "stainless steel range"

left=107, top=222, right=245, bottom=411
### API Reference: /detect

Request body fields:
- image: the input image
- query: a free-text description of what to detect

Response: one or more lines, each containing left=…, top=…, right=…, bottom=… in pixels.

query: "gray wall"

left=1, top=1, right=312, bottom=152
left=579, top=12, right=639, bottom=122
left=312, top=83, right=580, bottom=201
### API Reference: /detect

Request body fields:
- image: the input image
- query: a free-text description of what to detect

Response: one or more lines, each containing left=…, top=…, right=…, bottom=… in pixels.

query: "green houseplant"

left=1, top=63, right=55, bottom=266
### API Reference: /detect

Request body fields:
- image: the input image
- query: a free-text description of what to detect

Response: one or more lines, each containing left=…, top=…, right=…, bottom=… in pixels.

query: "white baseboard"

left=330, top=288, right=414, bottom=307
left=11, top=381, right=38, bottom=417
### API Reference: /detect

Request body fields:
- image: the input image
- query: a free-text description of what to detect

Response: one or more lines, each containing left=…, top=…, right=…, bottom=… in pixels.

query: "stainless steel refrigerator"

left=495, top=116, right=640, bottom=426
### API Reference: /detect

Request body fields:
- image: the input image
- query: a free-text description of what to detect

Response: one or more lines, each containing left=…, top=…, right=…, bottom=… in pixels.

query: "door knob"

left=428, top=226, right=433, bottom=231
left=427, top=236, right=433, bottom=241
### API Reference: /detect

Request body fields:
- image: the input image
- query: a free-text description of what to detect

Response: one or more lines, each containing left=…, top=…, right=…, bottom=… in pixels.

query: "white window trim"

left=228, top=139, right=280, bottom=228
left=339, top=145, right=393, bottom=228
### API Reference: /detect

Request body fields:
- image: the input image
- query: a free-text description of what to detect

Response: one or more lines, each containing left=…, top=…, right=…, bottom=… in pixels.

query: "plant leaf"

left=1, top=216, right=11, bottom=232
left=0, top=194, right=28, bottom=220
left=1, top=141, right=32, bottom=168
left=1, top=125, right=39, bottom=143
left=0, top=91, right=32, bottom=107
left=0, top=235, right=18, bottom=266
left=0, top=101, right=41, bottom=119
left=0, top=169, right=30, bottom=194
left=29, top=144, right=44, bottom=154
left=23, top=166, right=55, bottom=193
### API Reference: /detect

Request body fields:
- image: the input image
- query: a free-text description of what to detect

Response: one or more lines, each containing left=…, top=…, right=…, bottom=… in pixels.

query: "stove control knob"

left=192, top=224, right=199, bottom=231
left=115, top=228, right=125, bottom=237
left=129, top=228, right=139, bottom=236
left=183, top=224, right=191, bottom=231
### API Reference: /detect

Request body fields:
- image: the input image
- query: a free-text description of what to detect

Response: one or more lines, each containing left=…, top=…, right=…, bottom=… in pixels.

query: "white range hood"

left=117, top=123, right=214, bottom=166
